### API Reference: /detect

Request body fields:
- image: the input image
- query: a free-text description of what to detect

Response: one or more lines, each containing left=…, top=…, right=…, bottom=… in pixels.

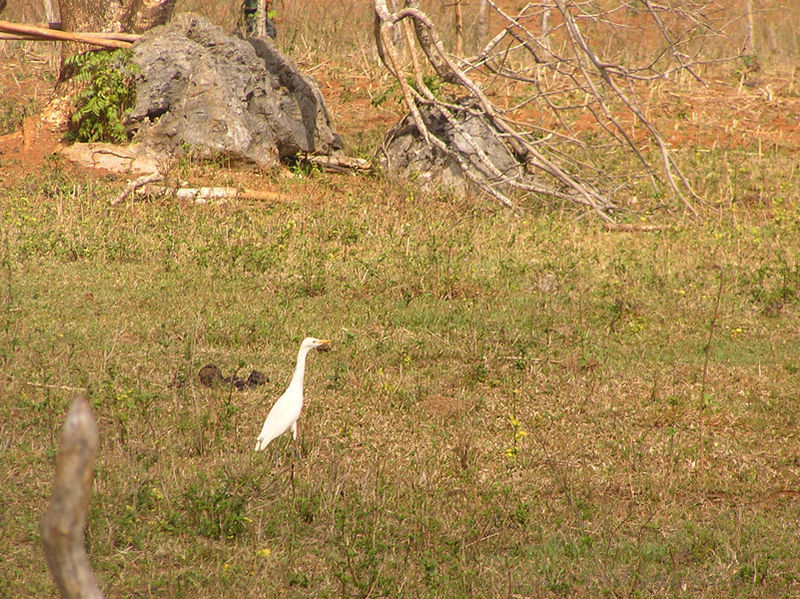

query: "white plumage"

left=255, top=337, right=331, bottom=453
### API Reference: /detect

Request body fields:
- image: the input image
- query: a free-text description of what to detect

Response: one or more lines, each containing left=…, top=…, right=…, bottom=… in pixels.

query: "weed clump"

left=182, top=479, right=249, bottom=541
left=64, top=49, right=139, bottom=144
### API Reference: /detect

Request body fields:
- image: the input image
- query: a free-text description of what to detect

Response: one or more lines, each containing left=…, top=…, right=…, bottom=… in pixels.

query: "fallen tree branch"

left=8, top=23, right=140, bottom=41
left=0, top=19, right=132, bottom=49
left=26, top=382, right=89, bottom=393
left=0, top=31, right=140, bottom=42
left=40, top=395, right=104, bottom=599
left=373, top=0, right=740, bottom=218
left=604, top=222, right=663, bottom=233
left=122, top=183, right=289, bottom=204
left=112, top=171, right=164, bottom=205
left=304, top=153, right=373, bottom=174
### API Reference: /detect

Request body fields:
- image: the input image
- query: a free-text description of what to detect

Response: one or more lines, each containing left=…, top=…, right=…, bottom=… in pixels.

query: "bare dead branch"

left=0, top=19, right=131, bottom=48
left=374, top=0, right=742, bottom=218
left=375, top=0, right=615, bottom=217
left=0, top=30, right=140, bottom=42
left=40, top=395, right=104, bottom=599
left=113, top=171, right=165, bottom=205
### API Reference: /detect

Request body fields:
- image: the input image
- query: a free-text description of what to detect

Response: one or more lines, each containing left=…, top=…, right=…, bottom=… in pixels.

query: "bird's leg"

left=273, top=435, right=290, bottom=467
left=291, top=421, right=301, bottom=461
left=272, top=434, right=295, bottom=467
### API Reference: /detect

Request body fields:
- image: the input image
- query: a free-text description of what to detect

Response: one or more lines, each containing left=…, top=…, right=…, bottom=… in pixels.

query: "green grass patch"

left=2, top=155, right=800, bottom=597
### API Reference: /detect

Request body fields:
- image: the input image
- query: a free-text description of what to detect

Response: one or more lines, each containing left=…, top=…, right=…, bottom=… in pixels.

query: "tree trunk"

left=541, top=4, right=552, bottom=54
left=42, top=0, right=59, bottom=25
left=476, top=0, right=488, bottom=43
left=58, top=0, right=174, bottom=72
left=745, top=0, right=755, bottom=54
left=255, top=0, right=267, bottom=38
left=453, top=0, right=462, bottom=56
left=387, top=0, right=403, bottom=46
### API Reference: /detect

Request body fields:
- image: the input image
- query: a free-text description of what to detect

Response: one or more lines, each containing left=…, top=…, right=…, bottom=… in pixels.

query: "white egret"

left=255, top=337, right=331, bottom=456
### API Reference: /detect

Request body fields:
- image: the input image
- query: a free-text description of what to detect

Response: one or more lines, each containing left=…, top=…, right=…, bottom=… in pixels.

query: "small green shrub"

left=182, top=479, right=249, bottom=541
left=0, top=98, right=32, bottom=136
left=64, top=49, right=139, bottom=144
left=371, top=74, right=444, bottom=107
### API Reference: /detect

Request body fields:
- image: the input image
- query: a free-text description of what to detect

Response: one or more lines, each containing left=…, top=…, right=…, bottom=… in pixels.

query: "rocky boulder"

left=379, top=98, right=526, bottom=193
left=126, top=13, right=342, bottom=169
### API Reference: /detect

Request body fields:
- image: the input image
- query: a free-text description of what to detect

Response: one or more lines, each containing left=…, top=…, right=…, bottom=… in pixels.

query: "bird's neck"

left=289, top=347, right=310, bottom=391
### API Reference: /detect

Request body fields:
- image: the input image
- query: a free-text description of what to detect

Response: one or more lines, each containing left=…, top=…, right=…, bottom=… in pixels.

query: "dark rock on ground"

left=224, top=374, right=247, bottom=390
left=379, top=98, right=526, bottom=193
left=198, top=363, right=224, bottom=387
left=246, top=370, right=268, bottom=387
left=198, top=363, right=269, bottom=389
left=126, top=13, right=342, bottom=169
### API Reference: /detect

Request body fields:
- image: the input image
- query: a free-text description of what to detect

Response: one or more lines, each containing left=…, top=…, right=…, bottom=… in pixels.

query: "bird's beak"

left=315, top=339, right=332, bottom=351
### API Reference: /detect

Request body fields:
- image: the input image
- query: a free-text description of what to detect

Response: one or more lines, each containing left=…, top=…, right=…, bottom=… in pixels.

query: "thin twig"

left=26, top=382, right=89, bottom=392
left=698, top=267, right=724, bottom=487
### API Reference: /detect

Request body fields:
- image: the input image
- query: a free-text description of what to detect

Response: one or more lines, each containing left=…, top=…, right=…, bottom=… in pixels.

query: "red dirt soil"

left=1, top=54, right=799, bottom=185
left=0, top=53, right=66, bottom=179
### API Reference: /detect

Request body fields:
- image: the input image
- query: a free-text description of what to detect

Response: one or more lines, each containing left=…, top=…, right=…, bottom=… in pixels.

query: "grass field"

left=2, top=153, right=800, bottom=597
left=2, top=1, right=800, bottom=598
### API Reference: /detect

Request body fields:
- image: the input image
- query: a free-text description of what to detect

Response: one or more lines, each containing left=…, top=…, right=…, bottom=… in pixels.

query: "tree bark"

left=745, top=0, right=756, bottom=54
left=58, top=0, right=174, bottom=73
left=476, top=0, right=488, bottom=43
left=59, top=0, right=173, bottom=34
left=453, top=0, right=463, bottom=56
left=40, top=395, right=104, bottom=599
left=43, top=0, right=59, bottom=24
left=255, top=0, right=267, bottom=38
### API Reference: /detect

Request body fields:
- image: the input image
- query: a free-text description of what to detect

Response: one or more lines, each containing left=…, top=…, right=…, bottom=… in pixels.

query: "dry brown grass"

left=1, top=165, right=799, bottom=597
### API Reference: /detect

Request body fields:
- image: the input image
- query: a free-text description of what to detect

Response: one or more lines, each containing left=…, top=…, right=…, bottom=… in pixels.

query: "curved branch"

left=40, top=395, right=104, bottom=599
left=374, top=0, right=733, bottom=218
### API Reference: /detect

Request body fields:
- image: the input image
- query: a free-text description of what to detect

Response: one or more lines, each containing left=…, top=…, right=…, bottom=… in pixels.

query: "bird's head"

left=301, top=337, right=332, bottom=352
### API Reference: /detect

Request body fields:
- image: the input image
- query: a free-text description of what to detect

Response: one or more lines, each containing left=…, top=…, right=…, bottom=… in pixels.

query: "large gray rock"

left=126, top=13, right=342, bottom=169
left=380, top=99, right=526, bottom=193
